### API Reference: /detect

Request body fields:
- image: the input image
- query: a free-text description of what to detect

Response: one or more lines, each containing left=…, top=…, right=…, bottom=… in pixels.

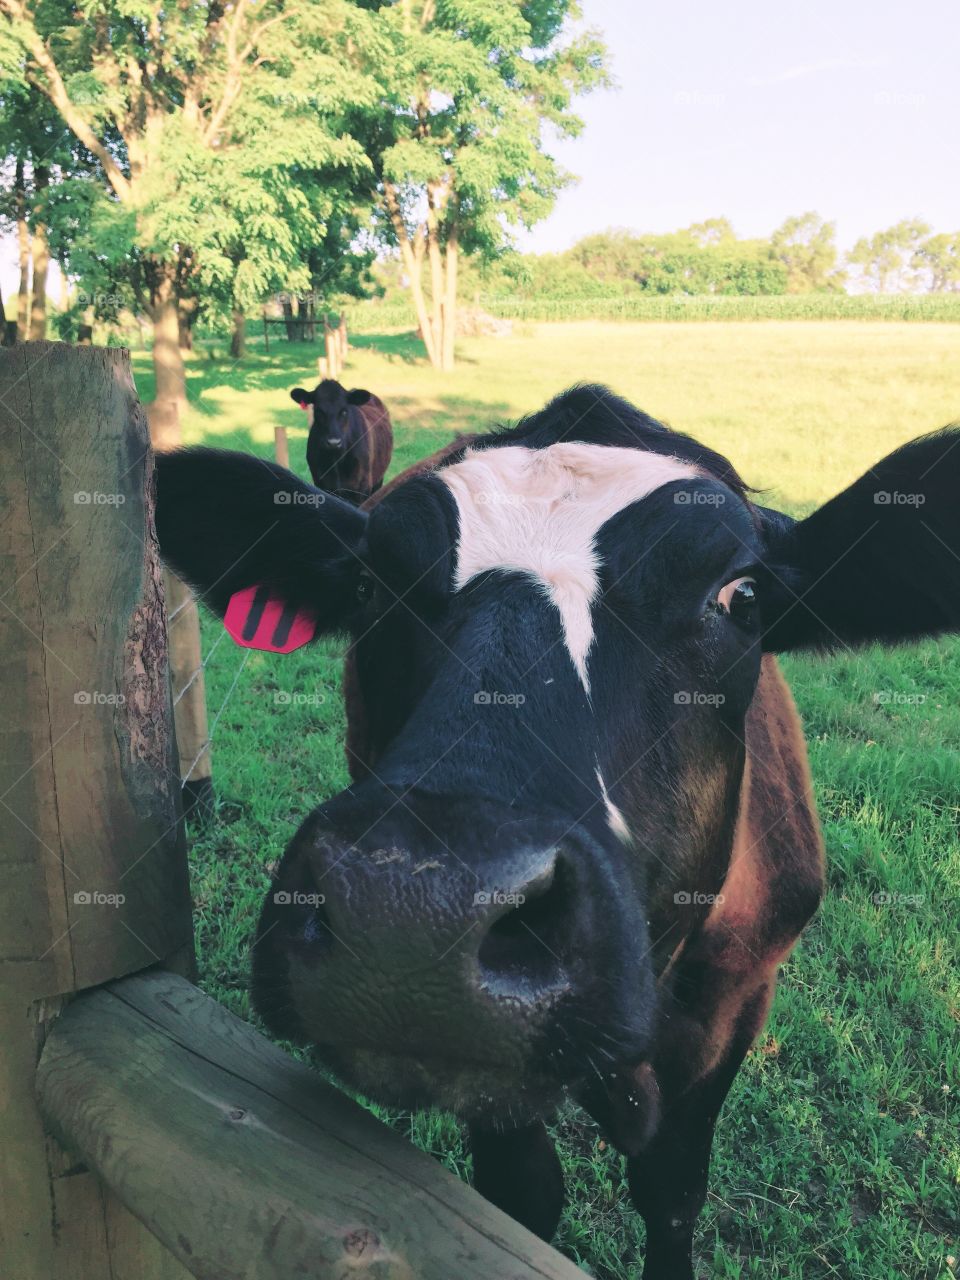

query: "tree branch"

left=2, top=0, right=131, bottom=200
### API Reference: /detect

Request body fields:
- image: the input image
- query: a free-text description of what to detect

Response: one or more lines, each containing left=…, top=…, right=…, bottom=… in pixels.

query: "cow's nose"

left=473, top=848, right=573, bottom=1002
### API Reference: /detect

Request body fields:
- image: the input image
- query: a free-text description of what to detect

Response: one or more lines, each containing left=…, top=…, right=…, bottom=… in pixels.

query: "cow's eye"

left=717, top=576, right=758, bottom=621
left=356, top=571, right=374, bottom=604
left=339, top=408, right=348, bottom=420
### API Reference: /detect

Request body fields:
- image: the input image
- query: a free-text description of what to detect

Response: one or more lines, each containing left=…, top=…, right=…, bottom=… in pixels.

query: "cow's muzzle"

left=251, top=791, right=654, bottom=1120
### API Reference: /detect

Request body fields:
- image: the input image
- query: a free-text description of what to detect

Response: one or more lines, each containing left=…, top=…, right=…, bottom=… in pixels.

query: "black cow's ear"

left=290, top=387, right=310, bottom=405
left=155, top=448, right=367, bottom=632
left=760, top=426, right=960, bottom=652
left=346, top=388, right=372, bottom=406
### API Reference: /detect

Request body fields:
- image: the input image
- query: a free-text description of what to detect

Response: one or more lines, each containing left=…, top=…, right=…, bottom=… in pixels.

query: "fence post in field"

left=0, top=340, right=196, bottom=1279
left=274, top=424, right=290, bottom=468
left=145, top=396, right=214, bottom=825
left=338, top=314, right=348, bottom=364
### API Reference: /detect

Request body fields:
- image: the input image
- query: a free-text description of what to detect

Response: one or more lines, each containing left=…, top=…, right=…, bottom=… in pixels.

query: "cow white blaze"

left=441, top=443, right=700, bottom=691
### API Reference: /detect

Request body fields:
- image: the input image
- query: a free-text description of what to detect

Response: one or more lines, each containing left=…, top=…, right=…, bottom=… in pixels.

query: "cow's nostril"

left=476, top=857, right=573, bottom=999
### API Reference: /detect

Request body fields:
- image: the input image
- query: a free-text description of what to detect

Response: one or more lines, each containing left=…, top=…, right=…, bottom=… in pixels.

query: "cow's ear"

left=290, top=387, right=310, bottom=406
left=155, top=448, right=367, bottom=632
left=760, top=426, right=960, bottom=652
left=346, top=388, right=371, bottom=406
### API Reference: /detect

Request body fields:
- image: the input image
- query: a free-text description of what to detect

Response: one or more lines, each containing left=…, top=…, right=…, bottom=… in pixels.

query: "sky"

left=520, top=0, right=959, bottom=254
left=3, top=0, right=958, bottom=300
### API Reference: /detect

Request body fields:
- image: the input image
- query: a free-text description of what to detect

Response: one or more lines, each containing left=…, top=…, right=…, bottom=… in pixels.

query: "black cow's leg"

left=626, top=984, right=774, bottom=1280
left=468, top=1119, right=564, bottom=1240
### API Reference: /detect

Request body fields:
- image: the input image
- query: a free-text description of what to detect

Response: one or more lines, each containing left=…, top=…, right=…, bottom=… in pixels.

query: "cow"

left=290, top=378, right=393, bottom=503
left=155, top=385, right=960, bottom=1279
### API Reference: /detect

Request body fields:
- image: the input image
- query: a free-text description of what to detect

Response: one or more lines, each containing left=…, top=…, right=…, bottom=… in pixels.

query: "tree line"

left=0, top=0, right=607, bottom=431
left=448, top=215, right=960, bottom=303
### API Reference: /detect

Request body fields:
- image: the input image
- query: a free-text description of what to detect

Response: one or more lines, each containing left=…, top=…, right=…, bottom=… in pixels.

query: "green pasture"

left=134, top=321, right=960, bottom=1279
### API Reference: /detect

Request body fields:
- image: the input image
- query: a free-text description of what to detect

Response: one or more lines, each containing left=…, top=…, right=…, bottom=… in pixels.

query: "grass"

left=134, top=321, right=960, bottom=1279
left=345, top=294, right=960, bottom=329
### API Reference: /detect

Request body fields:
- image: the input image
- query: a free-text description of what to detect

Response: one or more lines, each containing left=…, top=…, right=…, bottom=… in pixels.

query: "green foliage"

left=848, top=218, right=933, bottom=294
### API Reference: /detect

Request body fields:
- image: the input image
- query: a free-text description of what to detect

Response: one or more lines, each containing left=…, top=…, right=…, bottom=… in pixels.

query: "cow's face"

left=290, top=380, right=371, bottom=451
left=157, top=387, right=960, bottom=1148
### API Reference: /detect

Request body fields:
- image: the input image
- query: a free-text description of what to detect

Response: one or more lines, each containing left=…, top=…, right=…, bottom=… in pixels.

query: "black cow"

left=290, top=379, right=393, bottom=503
left=156, top=385, right=960, bottom=1278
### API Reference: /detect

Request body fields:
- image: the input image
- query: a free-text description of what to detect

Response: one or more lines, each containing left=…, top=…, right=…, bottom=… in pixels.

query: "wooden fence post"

left=145, top=397, right=214, bottom=824
left=274, top=425, right=289, bottom=468
left=0, top=340, right=195, bottom=1279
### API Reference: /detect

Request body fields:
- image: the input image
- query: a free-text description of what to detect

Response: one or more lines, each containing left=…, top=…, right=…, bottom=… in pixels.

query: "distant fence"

left=345, top=293, right=960, bottom=329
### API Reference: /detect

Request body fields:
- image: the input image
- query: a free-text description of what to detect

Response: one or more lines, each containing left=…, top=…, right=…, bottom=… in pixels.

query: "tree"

left=0, top=0, right=375, bottom=438
left=912, top=232, right=960, bottom=292
left=770, top=212, right=842, bottom=293
left=362, top=0, right=608, bottom=369
left=847, top=218, right=931, bottom=293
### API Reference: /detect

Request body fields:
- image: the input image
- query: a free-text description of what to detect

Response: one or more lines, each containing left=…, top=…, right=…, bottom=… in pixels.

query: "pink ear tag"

left=299, top=402, right=310, bottom=411
left=224, top=585, right=318, bottom=653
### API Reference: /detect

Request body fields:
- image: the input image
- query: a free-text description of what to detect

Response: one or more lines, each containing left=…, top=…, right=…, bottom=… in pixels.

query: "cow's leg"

left=468, top=1118, right=565, bottom=1240
left=626, top=977, right=776, bottom=1280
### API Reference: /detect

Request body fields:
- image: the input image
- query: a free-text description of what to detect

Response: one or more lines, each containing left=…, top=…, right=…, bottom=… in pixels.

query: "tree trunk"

left=282, top=297, right=295, bottom=341
left=147, top=267, right=186, bottom=450
left=229, top=310, right=246, bottom=359
left=177, top=308, right=195, bottom=350
left=441, top=225, right=458, bottom=372
left=28, top=166, right=50, bottom=341
left=15, top=160, right=31, bottom=342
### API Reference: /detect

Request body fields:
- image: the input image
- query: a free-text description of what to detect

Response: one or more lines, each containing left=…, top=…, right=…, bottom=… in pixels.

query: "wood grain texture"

left=0, top=341, right=195, bottom=1278
left=0, top=341, right=194, bottom=997
left=37, top=970, right=582, bottom=1280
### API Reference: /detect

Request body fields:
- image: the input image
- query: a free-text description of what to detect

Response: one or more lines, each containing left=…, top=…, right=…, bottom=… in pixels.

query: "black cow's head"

left=157, top=386, right=960, bottom=1150
left=291, top=379, right=372, bottom=485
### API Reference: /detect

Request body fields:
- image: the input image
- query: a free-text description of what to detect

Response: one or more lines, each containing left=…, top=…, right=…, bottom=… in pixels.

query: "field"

left=134, top=322, right=960, bottom=1279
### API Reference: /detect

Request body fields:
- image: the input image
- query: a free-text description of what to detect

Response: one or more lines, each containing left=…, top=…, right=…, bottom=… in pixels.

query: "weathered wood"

left=164, top=569, right=213, bottom=822
left=38, top=971, right=582, bottom=1280
left=0, top=341, right=195, bottom=1279
left=274, top=424, right=289, bottom=468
